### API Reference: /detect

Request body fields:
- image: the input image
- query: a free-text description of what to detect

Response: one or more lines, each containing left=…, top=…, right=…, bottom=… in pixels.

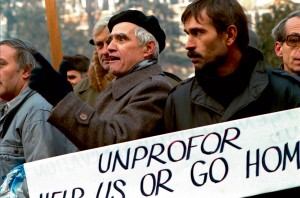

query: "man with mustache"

left=164, top=0, right=300, bottom=197
left=164, top=0, right=300, bottom=131
left=163, top=0, right=300, bottom=195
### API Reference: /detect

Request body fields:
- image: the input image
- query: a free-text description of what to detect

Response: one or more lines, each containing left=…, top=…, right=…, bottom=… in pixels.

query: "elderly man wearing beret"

left=29, top=10, right=172, bottom=150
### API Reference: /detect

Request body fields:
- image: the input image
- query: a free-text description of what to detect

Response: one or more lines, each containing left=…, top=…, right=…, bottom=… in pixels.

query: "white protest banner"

left=24, top=108, right=300, bottom=197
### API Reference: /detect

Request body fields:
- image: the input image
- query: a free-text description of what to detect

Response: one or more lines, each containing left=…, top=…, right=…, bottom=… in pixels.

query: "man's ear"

left=23, top=65, right=33, bottom=79
left=225, top=25, right=238, bottom=46
left=274, top=41, right=283, bottom=58
left=144, top=40, right=156, bottom=58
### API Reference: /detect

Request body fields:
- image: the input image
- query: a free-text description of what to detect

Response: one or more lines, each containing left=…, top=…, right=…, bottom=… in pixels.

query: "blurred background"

left=1, top=0, right=299, bottom=79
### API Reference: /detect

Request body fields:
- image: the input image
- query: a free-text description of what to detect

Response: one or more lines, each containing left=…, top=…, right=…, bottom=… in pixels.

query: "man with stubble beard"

left=163, top=0, right=300, bottom=196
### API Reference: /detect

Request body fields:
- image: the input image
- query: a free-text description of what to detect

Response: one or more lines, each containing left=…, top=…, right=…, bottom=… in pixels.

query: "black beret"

left=89, top=39, right=95, bottom=45
left=108, top=10, right=166, bottom=53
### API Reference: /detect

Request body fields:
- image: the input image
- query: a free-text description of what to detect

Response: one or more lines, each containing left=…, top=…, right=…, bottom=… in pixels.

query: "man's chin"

left=102, top=63, right=110, bottom=70
left=193, top=62, right=205, bottom=72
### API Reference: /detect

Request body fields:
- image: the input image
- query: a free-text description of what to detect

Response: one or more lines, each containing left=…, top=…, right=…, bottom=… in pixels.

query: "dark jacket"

left=164, top=47, right=300, bottom=132
left=277, top=63, right=300, bottom=80
left=164, top=47, right=300, bottom=196
left=48, top=63, right=172, bottom=150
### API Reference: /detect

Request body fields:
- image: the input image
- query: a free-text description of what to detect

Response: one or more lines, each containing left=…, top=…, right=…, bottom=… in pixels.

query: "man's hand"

left=29, top=53, right=73, bottom=106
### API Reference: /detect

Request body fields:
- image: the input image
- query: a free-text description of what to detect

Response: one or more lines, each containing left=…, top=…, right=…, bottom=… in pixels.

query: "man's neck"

left=283, top=65, right=300, bottom=76
left=216, top=47, right=242, bottom=77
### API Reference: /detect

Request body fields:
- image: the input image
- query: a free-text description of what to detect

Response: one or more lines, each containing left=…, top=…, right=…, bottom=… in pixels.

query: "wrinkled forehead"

left=110, top=22, right=137, bottom=35
left=0, top=44, right=17, bottom=58
left=194, top=9, right=210, bottom=23
left=285, top=16, right=300, bottom=34
left=94, top=28, right=110, bottom=42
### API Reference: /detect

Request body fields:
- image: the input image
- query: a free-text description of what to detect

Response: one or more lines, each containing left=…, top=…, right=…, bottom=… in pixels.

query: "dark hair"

left=63, top=54, right=90, bottom=72
left=181, top=0, right=249, bottom=52
left=271, top=10, right=300, bottom=42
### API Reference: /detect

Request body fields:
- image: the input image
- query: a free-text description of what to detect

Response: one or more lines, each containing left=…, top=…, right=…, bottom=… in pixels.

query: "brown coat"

left=73, top=51, right=115, bottom=107
left=73, top=65, right=115, bottom=107
left=48, top=63, right=171, bottom=150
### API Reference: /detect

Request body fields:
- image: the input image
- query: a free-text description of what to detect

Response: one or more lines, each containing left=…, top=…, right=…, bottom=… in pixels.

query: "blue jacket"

left=0, top=87, right=78, bottom=185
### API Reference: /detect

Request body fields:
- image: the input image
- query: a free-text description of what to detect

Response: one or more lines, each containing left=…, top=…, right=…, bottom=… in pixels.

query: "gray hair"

left=271, top=10, right=300, bottom=42
left=135, top=26, right=160, bottom=60
left=93, top=16, right=111, bottom=40
left=0, top=38, right=38, bottom=71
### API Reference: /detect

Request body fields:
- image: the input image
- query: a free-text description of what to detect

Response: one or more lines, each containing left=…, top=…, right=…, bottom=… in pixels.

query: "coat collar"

left=191, top=47, right=269, bottom=119
left=74, top=77, right=91, bottom=95
left=111, top=63, right=164, bottom=100
left=1, top=87, right=34, bottom=117
left=0, top=87, right=36, bottom=137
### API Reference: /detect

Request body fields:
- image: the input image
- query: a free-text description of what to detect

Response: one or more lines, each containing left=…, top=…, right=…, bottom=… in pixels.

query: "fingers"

left=34, top=52, right=54, bottom=71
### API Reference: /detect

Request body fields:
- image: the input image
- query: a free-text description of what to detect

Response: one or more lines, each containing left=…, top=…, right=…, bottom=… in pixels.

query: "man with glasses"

left=272, top=10, right=300, bottom=76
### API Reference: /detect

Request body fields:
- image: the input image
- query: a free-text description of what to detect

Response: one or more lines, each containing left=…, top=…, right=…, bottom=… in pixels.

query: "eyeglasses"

left=283, top=34, right=300, bottom=47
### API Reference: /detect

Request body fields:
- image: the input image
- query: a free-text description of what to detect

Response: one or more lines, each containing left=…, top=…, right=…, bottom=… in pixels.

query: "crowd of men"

left=0, top=0, right=299, bottom=197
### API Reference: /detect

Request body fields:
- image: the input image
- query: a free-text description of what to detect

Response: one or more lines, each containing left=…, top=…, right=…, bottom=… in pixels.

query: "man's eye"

left=68, top=76, right=76, bottom=80
left=106, top=37, right=112, bottom=44
left=288, top=36, right=299, bottom=43
left=96, top=43, right=104, bottom=49
left=0, top=61, right=6, bottom=66
left=189, top=30, right=200, bottom=37
left=116, top=34, right=127, bottom=42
